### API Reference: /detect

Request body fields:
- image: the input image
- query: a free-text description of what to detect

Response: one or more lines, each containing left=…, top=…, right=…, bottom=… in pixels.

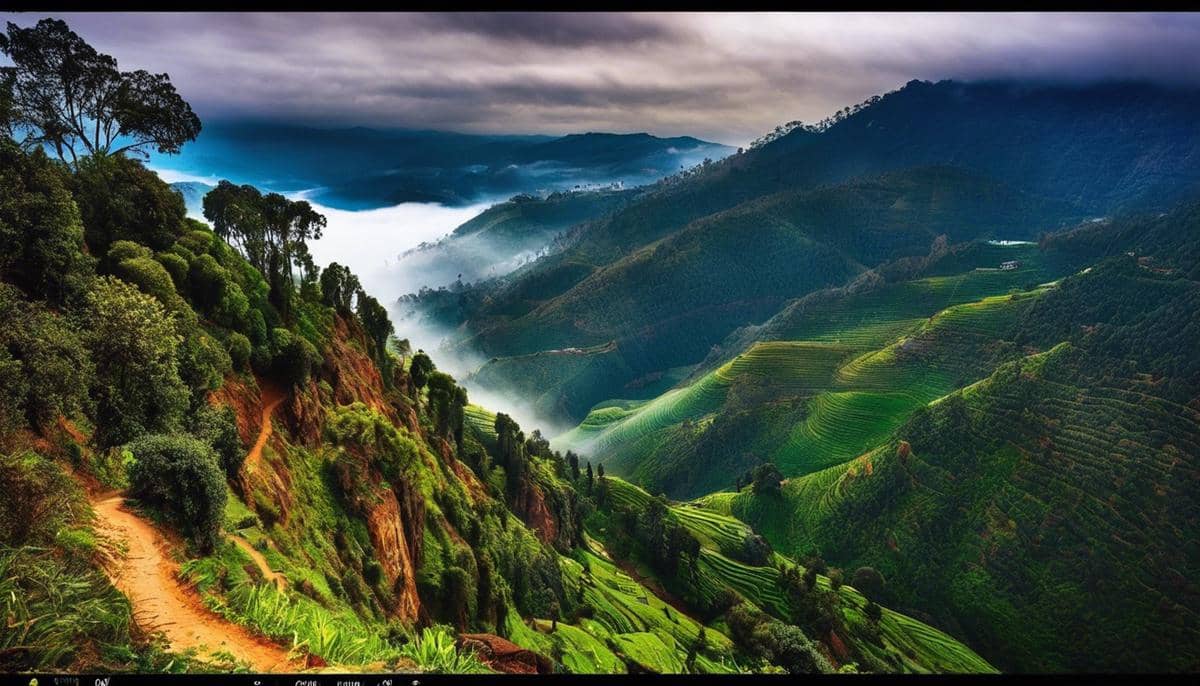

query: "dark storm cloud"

left=409, top=12, right=681, bottom=46
left=2, top=12, right=1198, bottom=145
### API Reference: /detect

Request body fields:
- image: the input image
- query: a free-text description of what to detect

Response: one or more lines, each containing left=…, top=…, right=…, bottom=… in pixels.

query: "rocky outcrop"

left=457, top=634, right=552, bottom=674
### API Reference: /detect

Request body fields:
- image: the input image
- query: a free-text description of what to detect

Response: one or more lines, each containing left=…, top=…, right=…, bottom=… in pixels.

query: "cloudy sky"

left=4, top=12, right=1199, bottom=145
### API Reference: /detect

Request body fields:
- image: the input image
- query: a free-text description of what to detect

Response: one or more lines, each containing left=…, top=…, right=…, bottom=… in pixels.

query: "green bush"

left=270, top=327, right=321, bottom=387
left=177, top=328, right=232, bottom=398
left=189, top=404, right=244, bottom=480
left=0, top=285, right=93, bottom=431
left=85, top=276, right=188, bottom=447
left=126, top=433, right=226, bottom=552
left=112, top=254, right=185, bottom=312
left=155, top=251, right=190, bottom=289
left=106, top=239, right=152, bottom=264
left=0, top=450, right=88, bottom=547
left=227, top=332, right=252, bottom=372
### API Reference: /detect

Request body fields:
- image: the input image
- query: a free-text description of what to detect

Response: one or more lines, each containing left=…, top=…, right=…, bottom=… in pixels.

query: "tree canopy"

left=0, top=18, right=200, bottom=166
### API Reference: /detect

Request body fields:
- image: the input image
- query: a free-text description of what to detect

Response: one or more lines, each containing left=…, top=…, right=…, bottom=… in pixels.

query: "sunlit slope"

left=599, top=478, right=996, bottom=673
left=559, top=250, right=1053, bottom=496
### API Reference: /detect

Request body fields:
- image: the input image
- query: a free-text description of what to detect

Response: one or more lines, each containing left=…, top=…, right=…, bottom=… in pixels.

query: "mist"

left=303, top=197, right=575, bottom=439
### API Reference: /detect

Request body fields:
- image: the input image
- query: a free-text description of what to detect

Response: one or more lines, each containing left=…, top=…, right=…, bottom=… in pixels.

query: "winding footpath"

left=90, top=383, right=297, bottom=671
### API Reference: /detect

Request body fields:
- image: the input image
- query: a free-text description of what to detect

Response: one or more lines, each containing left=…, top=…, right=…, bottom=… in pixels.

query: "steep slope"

left=466, top=167, right=1077, bottom=423
left=709, top=251, right=1200, bottom=672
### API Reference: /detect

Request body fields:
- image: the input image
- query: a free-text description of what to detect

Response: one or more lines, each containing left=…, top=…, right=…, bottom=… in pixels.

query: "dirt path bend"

left=93, top=495, right=298, bottom=671
left=230, top=534, right=287, bottom=591
left=246, top=383, right=287, bottom=473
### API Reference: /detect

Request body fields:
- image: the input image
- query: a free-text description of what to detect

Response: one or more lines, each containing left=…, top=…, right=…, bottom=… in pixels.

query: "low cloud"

left=4, top=12, right=1198, bottom=145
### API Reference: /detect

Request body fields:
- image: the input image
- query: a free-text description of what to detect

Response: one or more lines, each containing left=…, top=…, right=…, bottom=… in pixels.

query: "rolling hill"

left=444, top=80, right=1200, bottom=427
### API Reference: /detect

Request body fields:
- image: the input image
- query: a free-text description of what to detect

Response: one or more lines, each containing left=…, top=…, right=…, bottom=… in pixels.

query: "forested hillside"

left=442, top=80, right=1200, bottom=426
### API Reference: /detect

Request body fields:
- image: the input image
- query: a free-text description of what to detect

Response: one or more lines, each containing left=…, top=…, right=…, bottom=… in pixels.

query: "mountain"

left=460, top=165, right=1082, bottom=423
left=148, top=122, right=733, bottom=210
left=395, top=187, right=644, bottom=327
left=436, top=79, right=1200, bottom=427
left=170, top=180, right=214, bottom=219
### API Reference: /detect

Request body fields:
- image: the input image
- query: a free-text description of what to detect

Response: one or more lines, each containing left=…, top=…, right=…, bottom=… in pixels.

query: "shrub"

left=227, top=332, right=252, bottom=372
left=0, top=450, right=87, bottom=546
left=741, top=533, right=772, bottom=566
left=106, top=239, right=152, bottom=264
left=126, top=433, right=226, bottom=552
left=0, top=285, right=93, bottom=431
left=84, top=276, right=188, bottom=447
left=155, top=251, right=189, bottom=289
left=177, top=328, right=232, bottom=398
left=190, top=404, right=244, bottom=480
left=72, top=154, right=187, bottom=254
left=270, top=328, right=321, bottom=387
left=851, top=567, right=886, bottom=602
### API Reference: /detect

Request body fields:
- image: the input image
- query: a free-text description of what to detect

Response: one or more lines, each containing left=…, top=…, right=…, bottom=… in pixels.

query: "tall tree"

left=202, top=181, right=325, bottom=321
left=0, top=19, right=200, bottom=167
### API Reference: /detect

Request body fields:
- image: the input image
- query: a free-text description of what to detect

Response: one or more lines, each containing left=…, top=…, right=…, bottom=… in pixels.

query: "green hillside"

left=464, top=169, right=1077, bottom=423
left=704, top=252, right=1200, bottom=671
left=558, top=244, right=1058, bottom=497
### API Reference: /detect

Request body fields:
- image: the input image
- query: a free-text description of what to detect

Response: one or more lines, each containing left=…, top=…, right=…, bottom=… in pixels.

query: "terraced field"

left=561, top=258, right=1052, bottom=489
left=718, top=337, right=1200, bottom=672
left=599, top=478, right=995, bottom=673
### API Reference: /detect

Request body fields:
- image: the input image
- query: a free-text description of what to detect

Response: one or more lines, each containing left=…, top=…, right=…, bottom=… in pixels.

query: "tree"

left=0, top=140, right=94, bottom=305
left=202, top=181, right=324, bottom=321
left=752, top=462, right=784, bottom=495
left=189, top=404, right=244, bottom=481
left=0, top=286, right=92, bottom=437
left=567, top=451, right=580, bottom=481
left=84, top=276, right=188, bottom=447
left=410, top=350, right=434, bottom=390
left=319, top=262, right=359, bottom=313
left=586, top=462, right=594, bottom=495
left=390, top=336, right=411, bottom=366
left=72, top=153, right=188, bottom=253
left=269, top=327, right=321, bottom=387
left=126, top=433, right=226, bottom=552
left=0, top=18, right=200, bottom=167
left=356, top=288, right=394, bottom=377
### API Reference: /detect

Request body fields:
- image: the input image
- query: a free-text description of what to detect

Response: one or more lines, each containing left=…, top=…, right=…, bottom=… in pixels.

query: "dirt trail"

left=232, top=381, right=290, bottom=590
left=246, top=383, right=287, bottom=472
left=230, top=534, right=287, bottom=591
left=89, top=382, right=298, bottom=671
left=92, top=495, right=297, bottom=671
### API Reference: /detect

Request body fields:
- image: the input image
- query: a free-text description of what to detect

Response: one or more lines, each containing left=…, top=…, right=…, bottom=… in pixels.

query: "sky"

left=3, top=12, right=1199, bottom=146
